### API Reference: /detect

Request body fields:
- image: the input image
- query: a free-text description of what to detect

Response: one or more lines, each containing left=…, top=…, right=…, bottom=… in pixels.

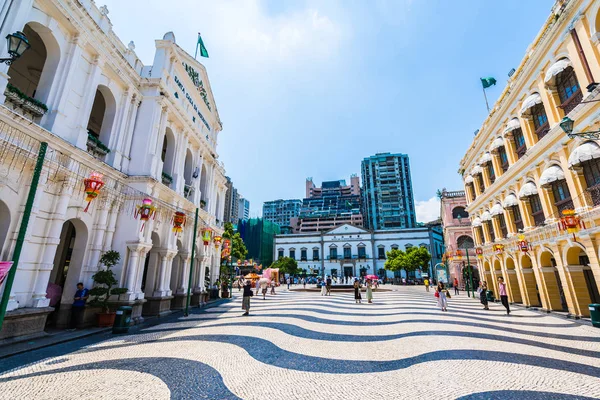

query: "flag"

left=195, top=33, right=209, bottom=59
left=480, top=77, right=496, bottom=89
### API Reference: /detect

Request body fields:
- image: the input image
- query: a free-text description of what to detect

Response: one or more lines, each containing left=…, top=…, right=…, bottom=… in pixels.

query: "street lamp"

left=560, top=116, right=600, bottom=140
left=457, top=214, right=475, bottom=298
left=0, top=32, right=30, bottom=65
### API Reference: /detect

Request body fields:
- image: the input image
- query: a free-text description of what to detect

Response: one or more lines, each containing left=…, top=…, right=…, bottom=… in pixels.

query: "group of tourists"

left=432, top=276, right=511, bottom=315
left=353, top=278, right=375, bottom=304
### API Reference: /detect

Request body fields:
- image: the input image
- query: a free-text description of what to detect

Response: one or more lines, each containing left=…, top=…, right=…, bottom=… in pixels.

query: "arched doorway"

left=491, top=259, right=502, bottom=297
left=504, top=256, right=522, bottom=303
left=0, top=200, right=11, bottom=259
left=86, top=85, right=116, bottom=157
left=520, top=254, right=541, bottom=307
left=170, top=239, right=187, bottom=309
left=48, top=219, right=88, bottom=327
left=539, top=250, right=568, bottom=311
left=6, top=22, right=60, bottom=106
left=141, top=232, right=161, bottom=297
left=565, top=246, right=600, bottom=313
left=161, top=128, right=176, bottom=187
left=482, top=261, right=492, bottom=287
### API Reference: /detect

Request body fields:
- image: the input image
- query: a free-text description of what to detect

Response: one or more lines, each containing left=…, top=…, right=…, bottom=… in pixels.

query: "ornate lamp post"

left=0, top=32, right=30, bottom=64
left=457, top=214, right=475, bottom=298
left=560, top=116, right=600, bottom=140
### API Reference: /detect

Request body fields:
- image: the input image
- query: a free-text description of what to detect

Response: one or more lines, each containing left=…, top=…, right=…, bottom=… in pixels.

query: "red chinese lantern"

left=455, top=249, right=463, bottom=260
left=134, top=198, right=156, bottom=231
left=559, top=209, right=585, bottom=240
left=83, top=172, right=104, bottom=212
left=475, top=247, right=483, bottom=260
left=517, top=234, right=530, bottom=253
left=201, top=228, right=213, bottom=246
left=172, top=211, right=186, bottom=235
left=213, top=235, right=222, bottom=249
left=493, top=244, right=504, bottom=255
left=221, top=239, right=231, bottom=258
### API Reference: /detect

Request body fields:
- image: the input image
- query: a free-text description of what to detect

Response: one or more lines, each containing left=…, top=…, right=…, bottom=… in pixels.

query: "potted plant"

left=161, top=172, right=173, bottom=185
left=89, top=251, right=128, bottom=327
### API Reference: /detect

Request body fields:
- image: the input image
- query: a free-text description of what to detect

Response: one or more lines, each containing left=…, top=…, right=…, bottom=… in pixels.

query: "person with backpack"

left=353, top=278, right=362, bottom=304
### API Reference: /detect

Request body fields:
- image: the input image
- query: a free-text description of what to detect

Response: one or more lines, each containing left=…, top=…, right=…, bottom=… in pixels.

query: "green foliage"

left=6, top=83, right=48, bottom=112
left=89, top=251, right=127, bottom=313
left=269, top=256, right=299, bottom=275
left=384, top=246, right=432, bottom=274
left=221, top=222, right=248, bottom=261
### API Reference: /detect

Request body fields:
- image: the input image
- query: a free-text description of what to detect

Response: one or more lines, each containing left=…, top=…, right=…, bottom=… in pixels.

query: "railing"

left=587, top=185, right=600, bottom=207
left=516, top=144, right=527, bottom=159
left=535, top=122, right=550, bottom=140
left=555, top=198, right=574, bottom=214
left=533, top=211, right=545, bottom=227
left=515, top=219, right=524, bottom=232
left=559, top=89, right=583, bottom=115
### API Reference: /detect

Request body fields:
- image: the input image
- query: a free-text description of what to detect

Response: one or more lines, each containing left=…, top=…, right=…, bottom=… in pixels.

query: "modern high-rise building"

left=223, top=177, right=239, bottom=224
left=262, top=199, right=302, bottom=231
left=361, top=153, right=416, bottom=230
left=238, top=196, right=250, bottom=222
left=293, top=176, right=363, bottom=232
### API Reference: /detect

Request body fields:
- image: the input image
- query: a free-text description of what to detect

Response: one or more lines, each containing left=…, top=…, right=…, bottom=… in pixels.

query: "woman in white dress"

left=320, top=280, right=327, bottom=296
left=436, top=282, right=448, bottom=311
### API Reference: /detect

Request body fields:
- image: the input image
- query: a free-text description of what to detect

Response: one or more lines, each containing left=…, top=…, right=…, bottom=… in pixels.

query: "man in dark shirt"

left=242, top=280, right=253, bottom=316
left=326, top=276, right=332, bottom=296
left=70, top=282, right=89, bottom=330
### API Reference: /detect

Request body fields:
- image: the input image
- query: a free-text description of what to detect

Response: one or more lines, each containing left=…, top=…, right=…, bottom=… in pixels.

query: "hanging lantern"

left=82, top=172, right=104, bottom=212
left=559, top=209, right=585, bottom=240
left=213, top=235, right=222, bottom=249
left=221, top=239, right=231, bottom=258
left=201, top=228, right=213, bottom=246
left=517, top=234, right=530, bottom=253
left=134, top=198, right=156, bottom=231
left=455, top=249, right=463, bottom=260
left=172, top=211, right=186, bottom=235
left=493, top=244, right=504, bottom=255
left=475, top=247, right=483, bottom=260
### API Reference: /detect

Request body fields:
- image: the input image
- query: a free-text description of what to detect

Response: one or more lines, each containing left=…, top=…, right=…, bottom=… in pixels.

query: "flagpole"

left=482, top=86, right=490, bottom=113
left=194, top=32, right=200, bottom=59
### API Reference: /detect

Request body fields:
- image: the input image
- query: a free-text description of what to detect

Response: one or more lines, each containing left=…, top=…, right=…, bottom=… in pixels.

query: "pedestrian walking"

left=320, top=280, right=327, bottom=296
left=326, top=276, right=332, bottom=296
left=302, top=278, right=306, bottom=289
left=270, top=280, right=276, bottom=295
left=479, top=281, right=489, bottom=310
left=424, top=278, right=430, bottom=292
left=366, top=280, right=373, bottom=303
left=287, top=277, right=291, bottom=290
left=69, top=282, right=89, bottom=330
left=498, top=277, right=510, bottom=314
left=353, top=278, right=362, bottom=304
left=242, top=280, right=253, bottom=316
left=454, top=277, right=459, bottom=295
left=260, top=280, right=268, bottom=300
left=436, top=282, right=448, bottom=311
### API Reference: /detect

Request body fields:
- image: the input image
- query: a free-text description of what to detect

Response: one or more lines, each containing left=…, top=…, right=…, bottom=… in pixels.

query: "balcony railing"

left=515, top=219, right=524, bottom=232
left=555, top=198, right=574, bottom=214
left=516, top=144, right=527, bottom=159
left=587, top=185, right=600, bottom=207
left=559, top=89, right=583, bottom=115
left=535, top=122, right=550, bottom=140
left=533, top=211, right=545, bottom=226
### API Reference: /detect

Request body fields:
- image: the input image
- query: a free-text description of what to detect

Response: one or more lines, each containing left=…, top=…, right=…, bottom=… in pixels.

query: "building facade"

left=0, top=0, right=227, bottom=339
left=262, top=199, right=302, bottom=232
left=274, top=224, right=433, bottom=279
left=424, top=219, right=445, bottom=282
left=459, top=0, right=600, bottom=318
left=440, top=189, right=476, bottom=287
left=238, top=196, right=250, bottom=222
left=292, top=176, right=363, bottom=233
left=223, top=177, right=239, bottom=225
left=362, top=153, right=416, bottom=230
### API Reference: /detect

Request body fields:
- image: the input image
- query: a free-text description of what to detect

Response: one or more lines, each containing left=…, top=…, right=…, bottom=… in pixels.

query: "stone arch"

left=0, top=200, right=11, bottom=259
left=565, top=243, right=600, bottom=308
left=86, top=84, right=117, bottom=150
left=456, top=235, right=474, bottom=249
left=141, top=232, right=161, bottom=298
left=504, top=255, right=522, bottom=303
left=6, top=22, right=61, bottom=105
left=451, top=206, right=468, bottom=219
left=538, top=249, right=568, bottom=311
left=161, top=127, right=177, bottom=181
left=47, top=218, right=88, bottom=327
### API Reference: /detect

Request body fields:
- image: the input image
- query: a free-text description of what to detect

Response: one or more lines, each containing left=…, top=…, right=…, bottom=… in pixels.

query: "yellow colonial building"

left=459, top=0, right=600, bottom=318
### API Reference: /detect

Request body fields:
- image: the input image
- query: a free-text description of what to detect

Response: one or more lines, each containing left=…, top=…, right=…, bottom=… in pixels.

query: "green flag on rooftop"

left=480, top=77, right=496, bottom=89
left=195, top=33, right=209, bottom=58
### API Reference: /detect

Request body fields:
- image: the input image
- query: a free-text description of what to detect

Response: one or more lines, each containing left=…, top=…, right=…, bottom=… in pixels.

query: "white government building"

left=274, top=224, right=433, bottom=279
left=0, top=0, right=227, bottom=339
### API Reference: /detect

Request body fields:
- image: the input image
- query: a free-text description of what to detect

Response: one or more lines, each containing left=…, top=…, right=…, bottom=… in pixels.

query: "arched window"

left=86, top=86, right=116, bottom=160
left=452, top=207, right=469, bottom=219
left=161, top=128, right=176, bottom=186
left=531, top=103, right=549, bottom=140
left=456, top=235, right=473, bottom=250
left=556, top=66, right=581, bottom=114
left=183, top=149, right=193, bottom=198
left=513, top=128, right=527, bottom=159
left=199, top=165, right=208, bottom=205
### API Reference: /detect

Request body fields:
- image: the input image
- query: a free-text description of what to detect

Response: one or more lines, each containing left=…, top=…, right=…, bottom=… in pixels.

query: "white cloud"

left=415, top=196, right=440, bottom=223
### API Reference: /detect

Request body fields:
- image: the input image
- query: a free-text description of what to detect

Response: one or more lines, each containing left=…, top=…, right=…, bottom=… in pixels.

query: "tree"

left=89, top=251, right=128, bottom=313
left=384, top=247, right=432, bottom=277
left=222, top=222, right=247, bottom=262
left=269, top=256, right=299, bottom=276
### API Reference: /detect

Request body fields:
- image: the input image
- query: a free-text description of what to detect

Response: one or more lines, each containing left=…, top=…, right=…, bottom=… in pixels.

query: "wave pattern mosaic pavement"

left=1, top=286, right=600, bottom=399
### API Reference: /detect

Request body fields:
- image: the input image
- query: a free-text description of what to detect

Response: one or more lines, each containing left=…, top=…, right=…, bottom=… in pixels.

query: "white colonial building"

left=0, top=0, right=227, bottom=339
left=274, top=224, right=434, bottom=279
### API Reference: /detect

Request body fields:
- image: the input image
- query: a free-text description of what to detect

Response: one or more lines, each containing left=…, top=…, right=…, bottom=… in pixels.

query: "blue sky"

left=101, top=0, right=553, bottom=220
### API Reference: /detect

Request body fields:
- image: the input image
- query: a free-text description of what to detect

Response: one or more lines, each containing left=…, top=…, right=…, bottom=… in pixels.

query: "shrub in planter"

left=89, top=251, right=128, bottom=327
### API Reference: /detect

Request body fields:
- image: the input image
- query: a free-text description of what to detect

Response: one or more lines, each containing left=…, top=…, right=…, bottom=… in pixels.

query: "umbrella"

left=245, top=273, right=260, bottom=280
left=0, top=261, right=13, bottom=285
left=365, top=274, right=379, bottom=281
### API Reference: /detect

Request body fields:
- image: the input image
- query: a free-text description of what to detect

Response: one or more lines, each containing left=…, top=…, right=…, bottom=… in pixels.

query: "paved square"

left=1, top=286, right=599, bottom=399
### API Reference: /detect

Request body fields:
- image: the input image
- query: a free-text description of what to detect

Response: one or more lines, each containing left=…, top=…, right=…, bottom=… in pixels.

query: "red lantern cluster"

left=475, top=247, right=483, bottom=259
left=493, top=244, right=504, bottom=255
left=134, top=198, right=157, bottom=231
left=83, top=172, right=104, bottom=212
left=516, top=234, right=530, bottom=253
left=221, top=239, right=231, bottom=259
left=558, top=210, right=585, bottom=240
left=213, top=235, right=222, bottom=249
left=172, top=211, right=186, bottom=235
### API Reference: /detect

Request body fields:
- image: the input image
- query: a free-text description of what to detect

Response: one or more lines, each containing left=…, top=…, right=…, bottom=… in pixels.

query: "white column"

left=120, top=94, right=140, bottom=172
left=105, top=89, right=131, bottom=168
left=154, top=250, right=176, bottom=296
left=102, top=200, right=121, bottom=252
left=122, top=242, right=144, bottom=300
left=176, top=253, right=191, bottom=294
left=149, top=105, right=169, bottom=178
